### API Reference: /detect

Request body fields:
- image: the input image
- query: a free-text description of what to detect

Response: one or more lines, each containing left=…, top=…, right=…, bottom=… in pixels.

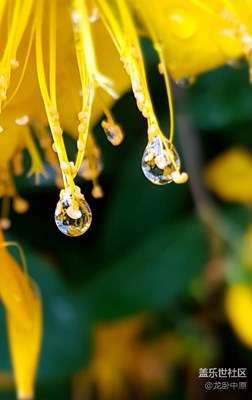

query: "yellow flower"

left=0, top=229, right=42, bottom=399
left=1, top=0, right=252, bottom=236
left=225, top=283, right=252, bottom=348
left=205, top=147, right=252, bottom=205
left=0, top=0, right=187, bottom=237
left=73, top=315, right=182, bottom=400
left=133, top=0, right=246, bottom=79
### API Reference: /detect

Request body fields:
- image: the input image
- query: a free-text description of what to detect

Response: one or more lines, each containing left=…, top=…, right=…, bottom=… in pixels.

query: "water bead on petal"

left=141, top=136, right=181, bottom=185
left=54, top=189, right=92, bottom=237
left=91, top=184, right=104, bottom=199
left=168, top=9, right=197, bottom=40
left=101, top=120, right=124, bottom=146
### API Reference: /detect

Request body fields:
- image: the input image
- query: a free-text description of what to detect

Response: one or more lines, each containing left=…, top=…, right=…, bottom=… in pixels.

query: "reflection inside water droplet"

left=141, top=136, right=181, bottom=185
left=55, top=189, right=92, bottom=236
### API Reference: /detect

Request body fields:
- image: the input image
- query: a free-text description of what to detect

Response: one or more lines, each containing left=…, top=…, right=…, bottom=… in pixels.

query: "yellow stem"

left=96, top=89, right=115, bottom=122
left=35, top=0, right=76, bottom=195
left=49, top=0, right=57, bottom=105
left=94, top=0, right=125, bottom=52
left=135, top=6, right=175, bottom=143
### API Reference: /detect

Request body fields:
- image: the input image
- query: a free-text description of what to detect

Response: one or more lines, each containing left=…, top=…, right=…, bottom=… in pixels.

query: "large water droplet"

left=55, top=189, right=92, bottom=236
left=174, top=76, right=196, bottom=88
left=141, top=136, right=180, bottom=185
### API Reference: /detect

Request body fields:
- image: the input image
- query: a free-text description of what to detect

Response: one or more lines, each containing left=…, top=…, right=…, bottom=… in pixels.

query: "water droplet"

left=174, top=76, right=196, bottom=88
left=101, top=120, right=124, bottom=146
left=55, top=189, right=92, bottom=236
left=91, top=184, right=104, bottom=199
left=168, top=9, right=197, bottom=39
left=141, top=136, right=180, bottom=185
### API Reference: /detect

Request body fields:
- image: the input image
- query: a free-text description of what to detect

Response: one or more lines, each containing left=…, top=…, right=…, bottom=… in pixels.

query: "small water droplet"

left=55, top=190, right=92, bottom=236
left=101, top=120, right=124, bottom=146
left=168, top=9, right=197, bottom=39
left=141, top=136, right=180, bottom=185
left=174, top=76, right=196, bottom=88
left=91, top=184, right=104, bottom=199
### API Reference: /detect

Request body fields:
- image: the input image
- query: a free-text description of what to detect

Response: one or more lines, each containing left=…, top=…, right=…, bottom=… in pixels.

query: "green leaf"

left=187, top=65, right=252, bottom=131
left=78, top=215, right=208, bottom=322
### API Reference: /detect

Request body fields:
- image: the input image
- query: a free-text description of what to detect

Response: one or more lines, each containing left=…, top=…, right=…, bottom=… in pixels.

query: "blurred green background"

left=1, top=39, right=252, bottom=399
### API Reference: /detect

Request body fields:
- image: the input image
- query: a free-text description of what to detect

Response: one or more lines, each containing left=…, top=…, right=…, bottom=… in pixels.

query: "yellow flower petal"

left=205, top=147, right=252, bottom=205
left=1, top=0, right=251, bottom=230
left=132, top=0, right=248, bottom=79
left=0, top=230, right=37, bottom=329
left=7, top=283, right=42, bottom=400
left=225, top=284, right=252, bottom=348
left=0, top=229, right=42, bottom=398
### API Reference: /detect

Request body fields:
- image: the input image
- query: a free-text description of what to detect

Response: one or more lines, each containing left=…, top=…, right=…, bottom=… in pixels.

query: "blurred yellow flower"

left=0, top=372, right=14, bottom=392
left=73, top=315, right=182, bottom=400
left=225, top=283, right=252, bottom=348
left=205, top=147, right=252, bottom=205
left=129, top=0, right=246, bottom=79
left=0, top=229, right=42, bottom=399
